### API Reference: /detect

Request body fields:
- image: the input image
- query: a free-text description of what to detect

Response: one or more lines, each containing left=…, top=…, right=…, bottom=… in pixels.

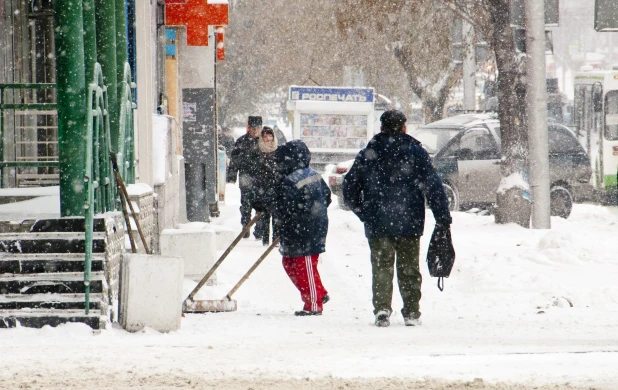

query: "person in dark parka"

left=342, top=109, right=452, bottom=328
left=253, top=126, right=279, bottom=246
left=272, top=140, right=331, bottom=316
left=227, top=116, right=263, bottom=238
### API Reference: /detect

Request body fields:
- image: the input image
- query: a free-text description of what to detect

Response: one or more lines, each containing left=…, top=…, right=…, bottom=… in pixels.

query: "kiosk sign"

left=290, top=86, right=374, bottom=103
left=287, top=85, right=378, bottom=165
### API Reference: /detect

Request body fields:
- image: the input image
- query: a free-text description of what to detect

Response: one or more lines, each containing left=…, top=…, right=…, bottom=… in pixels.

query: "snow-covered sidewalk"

left=1, top=184, right=617, bottom=389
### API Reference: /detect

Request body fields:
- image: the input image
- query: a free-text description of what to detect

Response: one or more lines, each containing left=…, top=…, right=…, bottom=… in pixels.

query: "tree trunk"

left=487, top=0, right=531, bottom=227
left=396, top=49, right=462, bottom=124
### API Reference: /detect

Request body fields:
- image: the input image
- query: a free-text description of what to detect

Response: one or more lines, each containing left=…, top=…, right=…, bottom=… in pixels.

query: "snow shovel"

left=111, top=152, right=151, bottom=254
left=184, top=236, right=280, bottom=313
left=183, top=212, right=263, bottom=313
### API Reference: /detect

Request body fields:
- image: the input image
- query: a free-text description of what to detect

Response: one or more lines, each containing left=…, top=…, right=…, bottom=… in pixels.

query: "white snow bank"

left=0, top=195, right=59, bottom=215
left=0, top=186, right=58, bottom=197
left=126, top=183, right=153, bottom=196
left=1, top=183, right=618, bottom=389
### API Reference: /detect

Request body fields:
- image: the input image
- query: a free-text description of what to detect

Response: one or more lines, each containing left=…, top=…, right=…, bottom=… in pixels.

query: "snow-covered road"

left=1, top=183, right=617, bottom=389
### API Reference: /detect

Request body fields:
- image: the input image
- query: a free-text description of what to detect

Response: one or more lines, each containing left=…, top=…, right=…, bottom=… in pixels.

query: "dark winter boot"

left=374, top=310, right=390, bottom=327
left=404, top=311, right=422, bottom=327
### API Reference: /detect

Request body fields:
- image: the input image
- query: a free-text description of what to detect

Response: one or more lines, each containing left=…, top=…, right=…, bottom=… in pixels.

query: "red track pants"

left=282, top=255, right=328, bottom=312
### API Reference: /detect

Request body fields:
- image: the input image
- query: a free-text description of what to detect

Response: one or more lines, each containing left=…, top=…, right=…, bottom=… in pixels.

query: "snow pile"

left=497, top=171, right=530, bottom=194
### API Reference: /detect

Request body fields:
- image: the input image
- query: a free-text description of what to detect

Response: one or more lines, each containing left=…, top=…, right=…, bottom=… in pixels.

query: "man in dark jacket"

left=342, top=109, right=452, bottom=327
left=272, top=140, right=331, bottom=316
left=227, top=116, right=263, bottom=238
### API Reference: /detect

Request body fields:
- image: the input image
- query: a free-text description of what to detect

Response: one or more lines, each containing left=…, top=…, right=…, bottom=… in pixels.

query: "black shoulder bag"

left=426, top=226, right=455, bottom=291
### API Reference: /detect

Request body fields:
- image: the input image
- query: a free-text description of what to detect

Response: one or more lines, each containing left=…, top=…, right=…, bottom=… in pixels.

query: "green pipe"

left=82, top=0, right=97, bottom=85
left=115, top=0, right=128, bottom=118
left=95, top=0, right=119, bottom=155
left=115, top=0, right=128, bottom=86
left=53, top=0, right=88, bottom=217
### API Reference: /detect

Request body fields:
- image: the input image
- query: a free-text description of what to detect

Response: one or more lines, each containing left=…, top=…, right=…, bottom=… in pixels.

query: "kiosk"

left=287, top=86, right=379, bottom=171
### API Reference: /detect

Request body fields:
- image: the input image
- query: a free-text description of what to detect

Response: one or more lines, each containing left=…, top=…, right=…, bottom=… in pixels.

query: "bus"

left=573, top=70, right=618, bottom=203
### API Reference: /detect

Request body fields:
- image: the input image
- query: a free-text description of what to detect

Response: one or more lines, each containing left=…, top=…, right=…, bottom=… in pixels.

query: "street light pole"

left=525, top=0, right=551, bottom=228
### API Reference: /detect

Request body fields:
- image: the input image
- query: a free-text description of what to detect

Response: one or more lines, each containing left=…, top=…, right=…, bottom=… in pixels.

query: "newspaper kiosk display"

left=300, top=113, right=368, bottom=149
left=287, top=86, right=376, bottom=170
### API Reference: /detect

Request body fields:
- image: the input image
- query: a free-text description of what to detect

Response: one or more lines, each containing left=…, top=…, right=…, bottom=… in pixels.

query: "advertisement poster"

left=183, top=102, right=197, bottom=122
left=300, top=113, right=367, bottom=150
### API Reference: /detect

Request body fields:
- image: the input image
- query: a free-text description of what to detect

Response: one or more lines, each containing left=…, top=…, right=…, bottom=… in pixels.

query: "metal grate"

left=11, top=110, right=59, bottom=187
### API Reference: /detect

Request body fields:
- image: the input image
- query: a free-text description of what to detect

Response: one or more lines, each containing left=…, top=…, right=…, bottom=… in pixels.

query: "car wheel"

left=550, top=186, right=573, bottom=219
left=337, top=195, right=351, bottom=211
left=443, top=183, right=460, bottom=212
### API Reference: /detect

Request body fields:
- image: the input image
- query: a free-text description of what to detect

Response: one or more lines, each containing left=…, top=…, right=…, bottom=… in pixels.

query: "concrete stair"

left=0, top=216, right=124, bottom=329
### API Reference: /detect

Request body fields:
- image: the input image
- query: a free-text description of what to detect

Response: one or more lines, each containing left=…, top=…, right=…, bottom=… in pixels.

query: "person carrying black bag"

left=342, top=109, right=453, bottom=328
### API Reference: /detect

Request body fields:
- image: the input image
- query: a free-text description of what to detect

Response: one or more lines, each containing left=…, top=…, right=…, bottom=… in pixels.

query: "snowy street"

left=1, top=183, right=618, bottom=389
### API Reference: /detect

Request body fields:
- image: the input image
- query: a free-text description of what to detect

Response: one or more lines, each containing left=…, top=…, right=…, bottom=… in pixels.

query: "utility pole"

left=525, top=0, right=551, bottom=228
left=463, top=20, right=476, bottom=111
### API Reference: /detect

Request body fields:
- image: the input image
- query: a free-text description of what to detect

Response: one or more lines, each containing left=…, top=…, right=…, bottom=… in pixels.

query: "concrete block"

left=160, top=228, right=216, bottom=281
left=211, top=225, right=237, bottom=251
left=120, top=254, right=184, bottom=333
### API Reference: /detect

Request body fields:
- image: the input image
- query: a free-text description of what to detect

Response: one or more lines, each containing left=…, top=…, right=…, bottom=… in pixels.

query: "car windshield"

left=411, top=127, right=461, bottom=154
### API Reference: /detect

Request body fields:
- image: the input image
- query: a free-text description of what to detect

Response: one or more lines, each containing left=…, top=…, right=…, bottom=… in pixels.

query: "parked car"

left=327, top=114, right=592, bottom=218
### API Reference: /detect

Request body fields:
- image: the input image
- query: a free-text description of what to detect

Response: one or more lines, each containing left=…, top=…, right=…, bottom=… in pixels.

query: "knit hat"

left=275, top=139, right=311, bottom=176
left=380, top=110, right=407, bottom=130
left=248, top=116, right=262, bottom=127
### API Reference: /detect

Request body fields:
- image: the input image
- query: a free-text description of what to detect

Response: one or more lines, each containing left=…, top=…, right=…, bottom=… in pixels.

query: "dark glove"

left=253, top=201, right=266, bottom=213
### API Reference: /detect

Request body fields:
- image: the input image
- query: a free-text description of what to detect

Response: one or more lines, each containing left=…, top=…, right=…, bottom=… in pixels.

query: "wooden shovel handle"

left=225, top=237, right=280, bottom=300
left=186, top=212, right=264, bottom=301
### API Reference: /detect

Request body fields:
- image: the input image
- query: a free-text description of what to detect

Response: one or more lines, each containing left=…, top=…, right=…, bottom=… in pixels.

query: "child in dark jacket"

left=272, top=140, right=331, bottom=316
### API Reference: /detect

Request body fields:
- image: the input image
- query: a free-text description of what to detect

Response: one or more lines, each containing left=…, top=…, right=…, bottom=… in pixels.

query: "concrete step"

left=0, top=272, right=105, bottom=295
left=0, top=215, right=122, bottom=234
left=30, top=218, right=113, bottom=233
left=0, top=254, right=105, bottom=274
left=0, top=309, right=104, bottom=329
left=0, top=293, right=103, bottom=310
left=0, top=232, right=107, bottom=254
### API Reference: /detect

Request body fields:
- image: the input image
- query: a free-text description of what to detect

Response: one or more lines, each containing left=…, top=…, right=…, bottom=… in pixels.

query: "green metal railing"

left=118, top=62, right=136, bottom=184
left=83, top=61, right=135, bottom=313
left=0, top=72, right=135, bottom=314
left=0, top=84, right=60, bottom=181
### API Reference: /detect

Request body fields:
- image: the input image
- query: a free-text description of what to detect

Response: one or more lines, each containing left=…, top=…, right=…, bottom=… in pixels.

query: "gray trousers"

left=368, top=237, right=422, bottom=318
